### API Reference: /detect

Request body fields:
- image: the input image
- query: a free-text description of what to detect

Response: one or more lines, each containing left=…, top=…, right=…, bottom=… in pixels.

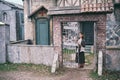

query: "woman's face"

left=80, top=33, right=83, bottom=38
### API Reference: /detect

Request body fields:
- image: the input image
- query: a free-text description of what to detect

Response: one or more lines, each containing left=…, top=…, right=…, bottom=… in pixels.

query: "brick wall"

left=52, top=13, right=107, bottom=66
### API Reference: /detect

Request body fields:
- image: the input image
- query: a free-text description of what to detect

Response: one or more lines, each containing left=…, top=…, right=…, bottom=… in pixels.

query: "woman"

left=76, top=32, right=85, bottom=68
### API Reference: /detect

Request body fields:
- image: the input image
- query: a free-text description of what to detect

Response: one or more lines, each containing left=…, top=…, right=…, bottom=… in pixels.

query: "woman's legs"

left=81, top=63, right=84, bottom=68
left=78, top=52, right=85, bottom=68
left=78, top=63, right=84, bottom=68
left=78, top=64, right=81, bottom=68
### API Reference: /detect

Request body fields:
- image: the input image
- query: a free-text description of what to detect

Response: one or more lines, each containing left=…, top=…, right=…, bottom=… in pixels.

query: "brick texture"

left=53, top=13, right=107, bottom=65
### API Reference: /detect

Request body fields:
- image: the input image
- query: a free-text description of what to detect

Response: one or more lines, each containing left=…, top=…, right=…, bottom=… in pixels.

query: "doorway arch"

left=52, top=14, right=106, bottom=69
left=61, top=21, right=96, bottom=68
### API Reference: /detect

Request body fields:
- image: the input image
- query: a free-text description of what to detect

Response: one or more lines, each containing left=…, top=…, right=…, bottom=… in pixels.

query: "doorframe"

left=93, top=22, right=97, bottom=71
left=60, top=21, right=97, bottom=69
left=35, top=17, right=50, bottom=45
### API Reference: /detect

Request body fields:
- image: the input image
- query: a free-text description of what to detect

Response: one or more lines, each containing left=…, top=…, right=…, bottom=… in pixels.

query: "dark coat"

left=75, top=39, right=85, bottom=64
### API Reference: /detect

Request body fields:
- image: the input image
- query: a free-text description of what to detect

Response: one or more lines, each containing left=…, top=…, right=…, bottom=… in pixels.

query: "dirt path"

left=0, top=68, right=92, bottom=80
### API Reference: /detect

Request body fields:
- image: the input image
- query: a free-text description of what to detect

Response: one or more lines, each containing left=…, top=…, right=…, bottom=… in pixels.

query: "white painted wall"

left=7, top=45, right=56, bottom=66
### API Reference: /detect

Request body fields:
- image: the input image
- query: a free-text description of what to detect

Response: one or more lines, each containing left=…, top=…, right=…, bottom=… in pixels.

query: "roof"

left=0, top=0, right=23, bottom=9
left=29, top=6, right=48, bottom=18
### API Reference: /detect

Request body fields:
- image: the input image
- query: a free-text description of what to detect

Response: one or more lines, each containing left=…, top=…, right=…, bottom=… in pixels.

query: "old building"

left=17, top=0, right=120, bottom=70
left=0, top=0, right=24, bottom=41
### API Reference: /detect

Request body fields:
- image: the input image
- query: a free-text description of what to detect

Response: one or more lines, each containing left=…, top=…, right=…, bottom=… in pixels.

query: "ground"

left=0, top=68, right=92, bottom=80
left=0, top=53, right=94, bottom=80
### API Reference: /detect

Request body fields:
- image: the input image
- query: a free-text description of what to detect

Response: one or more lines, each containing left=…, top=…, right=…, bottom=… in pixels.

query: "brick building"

left=22, top=0, right=120, bottom=70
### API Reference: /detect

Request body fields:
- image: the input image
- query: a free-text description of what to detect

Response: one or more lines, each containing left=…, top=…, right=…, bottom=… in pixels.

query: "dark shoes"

left=78, top=64, right=84, bottom=68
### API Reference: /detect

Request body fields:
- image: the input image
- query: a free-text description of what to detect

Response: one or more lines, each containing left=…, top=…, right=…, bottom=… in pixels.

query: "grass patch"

left=0, top=63, right=51, bottom=73
left=90, top=70, right=120, bottom=80
left=85, top=53, right=94, bottom=65
left=63, top=49, right=75, bottom=54
left=0, top=63, right=18, bottom=71
left=63, top=49, right=76, bottom=61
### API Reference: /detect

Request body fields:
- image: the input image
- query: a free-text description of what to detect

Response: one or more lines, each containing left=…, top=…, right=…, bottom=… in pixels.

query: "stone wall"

left=106, top=47, right=120, bottom=71
left=0, top=24, right=10, bottom=63
left=7, top=44, right=57, bottom=66
left=52, top=13, right=107, bottom=66
left=106, top=5, right=120, bottom=46
left=23, top=0, right=33, bottom=41
left=105, top=5, right=120, bottom=71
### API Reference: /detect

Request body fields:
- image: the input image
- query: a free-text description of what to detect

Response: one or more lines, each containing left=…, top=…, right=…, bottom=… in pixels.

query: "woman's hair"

left=80, top=32, right=84, bottom=39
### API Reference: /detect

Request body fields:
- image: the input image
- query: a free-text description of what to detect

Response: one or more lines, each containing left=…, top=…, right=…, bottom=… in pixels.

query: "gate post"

left=0, top=22, right=10, bottom=63
left=98, top=50, right=103, bottom=76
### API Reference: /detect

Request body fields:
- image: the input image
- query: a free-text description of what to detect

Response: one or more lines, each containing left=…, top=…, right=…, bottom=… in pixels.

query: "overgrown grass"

left=0, top=63, right=51, bottom=73
left=90, top=70, right=120, bottom=80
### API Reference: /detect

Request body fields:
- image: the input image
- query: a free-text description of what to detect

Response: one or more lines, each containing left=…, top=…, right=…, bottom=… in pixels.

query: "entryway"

left=61, top=21, right=95, bottom=69
left=36, top=18, right=50, bottom=45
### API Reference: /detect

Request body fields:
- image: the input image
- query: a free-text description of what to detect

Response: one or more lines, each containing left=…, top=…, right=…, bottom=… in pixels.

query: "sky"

left=5, top=0, right=23, bottom=5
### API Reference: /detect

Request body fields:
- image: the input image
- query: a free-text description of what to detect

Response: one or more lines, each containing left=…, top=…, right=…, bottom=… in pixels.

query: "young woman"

left=77, top=32, right=85, bottom=68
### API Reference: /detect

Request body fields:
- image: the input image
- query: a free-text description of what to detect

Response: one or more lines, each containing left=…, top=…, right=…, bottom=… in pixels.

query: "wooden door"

left=81, top=22, right=94, bottom=45
left=36, top=19, right=49, bottom=45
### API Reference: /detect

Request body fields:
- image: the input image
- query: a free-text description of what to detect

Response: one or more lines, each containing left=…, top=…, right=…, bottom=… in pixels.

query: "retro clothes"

left=75, top=38, right=85, bottom=64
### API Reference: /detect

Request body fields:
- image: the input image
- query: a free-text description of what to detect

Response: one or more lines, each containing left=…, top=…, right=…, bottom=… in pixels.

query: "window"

left=20, top=13, right=24, bottom=23
left=3, top=12, right=7, bottom=21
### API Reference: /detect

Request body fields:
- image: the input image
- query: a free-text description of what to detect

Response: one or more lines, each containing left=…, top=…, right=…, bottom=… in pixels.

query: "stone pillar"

left=23, top=0, right=33, bottom=41
left=53, top=16, right=63, bottom=67
left=0, top=23, right=10, bottom=63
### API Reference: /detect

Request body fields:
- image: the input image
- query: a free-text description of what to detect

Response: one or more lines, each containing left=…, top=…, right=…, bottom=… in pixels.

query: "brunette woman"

left=77, top=32, right=85, bottom=68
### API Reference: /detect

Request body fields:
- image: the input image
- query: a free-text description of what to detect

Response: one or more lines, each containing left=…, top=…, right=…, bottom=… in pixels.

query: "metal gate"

left=62, top=22, right=80, bottom=68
